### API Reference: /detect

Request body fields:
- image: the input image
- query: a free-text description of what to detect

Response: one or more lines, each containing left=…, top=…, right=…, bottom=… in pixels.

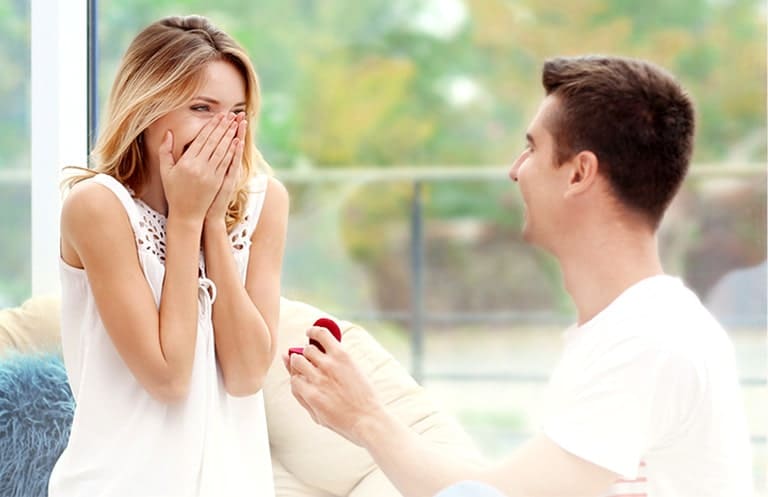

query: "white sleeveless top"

left=49, top=173, right=275, bottom=497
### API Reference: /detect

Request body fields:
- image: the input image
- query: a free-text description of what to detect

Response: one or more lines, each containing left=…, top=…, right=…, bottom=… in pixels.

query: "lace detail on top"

left=230, top=214, right=252, bottom=252
left=135, top=199, right=168, bottom=264
left=132, top=199, right=253, bottom=266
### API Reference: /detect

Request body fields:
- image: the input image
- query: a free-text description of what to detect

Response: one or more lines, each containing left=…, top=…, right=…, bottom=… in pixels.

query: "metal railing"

left=276, top=163, right=767, bottom=386
left=1, top=163, right=765, bottom=388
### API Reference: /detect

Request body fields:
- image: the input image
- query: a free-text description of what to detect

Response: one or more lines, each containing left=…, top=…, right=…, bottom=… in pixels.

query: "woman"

left=49, top=15, right=288, bottom=496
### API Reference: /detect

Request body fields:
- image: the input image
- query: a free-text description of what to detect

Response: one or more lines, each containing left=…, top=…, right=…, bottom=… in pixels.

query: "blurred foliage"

left=341, top=182, right=412, bottom=262
left=0, top=0, right=765, bottom=307
left=0, top=0, right=30, bottom=172
left=0, top=185, right=30, bottom=306
left=83, top=0, right=768, bottom=168
left=1, top=0, right=764, bottom=168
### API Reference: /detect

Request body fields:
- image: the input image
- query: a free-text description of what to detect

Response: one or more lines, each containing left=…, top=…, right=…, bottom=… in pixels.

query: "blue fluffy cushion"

left=0, top=354, right=74, bottom=497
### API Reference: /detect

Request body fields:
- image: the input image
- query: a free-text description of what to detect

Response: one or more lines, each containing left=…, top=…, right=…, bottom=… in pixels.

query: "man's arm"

left=287, top=328, right=618, bottom=497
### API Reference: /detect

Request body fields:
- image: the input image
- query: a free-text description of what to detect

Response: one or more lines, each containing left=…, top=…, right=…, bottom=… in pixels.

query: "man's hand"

left=284, top=325, right=385, bottom=447
left=284, top=325, right=618, bottom=497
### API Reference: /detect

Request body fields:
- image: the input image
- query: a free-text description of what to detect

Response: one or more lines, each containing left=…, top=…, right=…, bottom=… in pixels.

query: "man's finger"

left=289, top=351, right=321, bottom=380
left=289, top=376, right=318, bottom=422
left=302, top=342, right=333, bottom=370
left=282, top=352, right=291, bottom=372
left=306, top=326, right=342, bottom=355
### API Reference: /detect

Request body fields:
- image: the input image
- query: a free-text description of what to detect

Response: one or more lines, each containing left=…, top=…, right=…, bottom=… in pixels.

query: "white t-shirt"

left=542, top=275, right=753, bottom=497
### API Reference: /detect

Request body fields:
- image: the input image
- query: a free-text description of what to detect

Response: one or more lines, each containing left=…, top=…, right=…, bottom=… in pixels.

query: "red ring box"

left=288, top=318, right=342, bottom=357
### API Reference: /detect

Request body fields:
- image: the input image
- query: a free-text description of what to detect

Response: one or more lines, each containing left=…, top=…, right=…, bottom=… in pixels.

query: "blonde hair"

left=68, top=15, right=269, bottom=231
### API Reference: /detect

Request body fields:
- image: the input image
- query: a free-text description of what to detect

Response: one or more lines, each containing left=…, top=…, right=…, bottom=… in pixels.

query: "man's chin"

left=521, top=228, right=556, bottom=255
left=520, top=223, right=533, bottom=242
left=521, top=226, right=543, bottom=249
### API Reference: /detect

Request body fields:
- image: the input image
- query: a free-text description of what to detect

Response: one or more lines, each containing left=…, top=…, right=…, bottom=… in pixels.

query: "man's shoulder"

left=606, top=275, right=717, bottom=333
left=586, top=277, right=727, bottom=362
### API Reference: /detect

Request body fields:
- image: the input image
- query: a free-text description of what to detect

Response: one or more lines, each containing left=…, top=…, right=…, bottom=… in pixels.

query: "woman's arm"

left=61, top=182, right=203, bottom=403
left=60, top=114, right=238, bottom=403
left=204, top=175, right=289, bottom=396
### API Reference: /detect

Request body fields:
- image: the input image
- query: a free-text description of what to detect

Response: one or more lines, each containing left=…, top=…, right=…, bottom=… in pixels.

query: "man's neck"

left=557, top=226, right=664, bottom=326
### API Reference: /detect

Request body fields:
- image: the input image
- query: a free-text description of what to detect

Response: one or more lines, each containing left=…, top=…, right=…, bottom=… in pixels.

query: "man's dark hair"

left=542, top=55, right=695, bottom=227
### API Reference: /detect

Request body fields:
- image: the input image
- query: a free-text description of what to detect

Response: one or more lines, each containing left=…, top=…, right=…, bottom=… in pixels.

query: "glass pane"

left=98, top=1, right=766, bottom=492
left=0, top=2, right=31, bottom=307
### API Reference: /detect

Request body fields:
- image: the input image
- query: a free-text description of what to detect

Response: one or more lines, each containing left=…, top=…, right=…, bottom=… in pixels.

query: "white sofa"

left=0, top=295, right=482, bottom=497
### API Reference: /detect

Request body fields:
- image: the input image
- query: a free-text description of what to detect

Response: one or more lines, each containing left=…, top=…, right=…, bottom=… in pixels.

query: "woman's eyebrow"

left=194, top=95, right=246, bottom=108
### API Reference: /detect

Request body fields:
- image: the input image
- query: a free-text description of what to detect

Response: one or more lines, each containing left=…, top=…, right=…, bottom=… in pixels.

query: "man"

left=285, top=56, right=754, bottom=497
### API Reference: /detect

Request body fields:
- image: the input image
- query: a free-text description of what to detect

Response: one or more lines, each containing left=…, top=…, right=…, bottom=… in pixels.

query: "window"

left=0, top=2, right=31, bottom=306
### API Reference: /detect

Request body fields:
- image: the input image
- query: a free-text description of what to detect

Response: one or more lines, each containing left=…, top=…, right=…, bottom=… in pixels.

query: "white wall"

left=30, top=0, right=88, bottom=296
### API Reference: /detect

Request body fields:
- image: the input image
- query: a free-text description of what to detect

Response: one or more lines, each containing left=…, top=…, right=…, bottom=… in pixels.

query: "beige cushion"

left=266, top=298, right=481, bottom=496
left=0, top=296, right=481, bottom=496
left=272, top=457, right=335, bottom=497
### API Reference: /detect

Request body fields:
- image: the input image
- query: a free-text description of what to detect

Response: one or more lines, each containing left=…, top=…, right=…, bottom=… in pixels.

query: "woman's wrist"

left=166, top=211, right=206, bottom=233
left=203, top=215, right=228, bottom=232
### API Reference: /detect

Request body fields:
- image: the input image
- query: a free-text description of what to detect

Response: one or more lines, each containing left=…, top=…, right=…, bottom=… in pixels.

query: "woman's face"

left=144, top=59, right=247, bottom=167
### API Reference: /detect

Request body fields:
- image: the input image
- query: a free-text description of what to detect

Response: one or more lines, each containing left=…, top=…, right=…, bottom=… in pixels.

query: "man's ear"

left=565, top=151, right=599, bottom=197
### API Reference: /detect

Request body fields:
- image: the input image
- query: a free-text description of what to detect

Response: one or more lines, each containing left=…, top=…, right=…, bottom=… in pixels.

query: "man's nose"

left=509, top=150, right=528, bottom=182
left=508, top=165, right=518, bottom=182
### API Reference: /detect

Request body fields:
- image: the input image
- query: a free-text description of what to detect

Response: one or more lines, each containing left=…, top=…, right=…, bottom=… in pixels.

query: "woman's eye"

left=191, top=105, right=210, bottom=112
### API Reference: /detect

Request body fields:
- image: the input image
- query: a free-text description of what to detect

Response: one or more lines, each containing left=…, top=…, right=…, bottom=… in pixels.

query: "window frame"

left=29, top=0, right=89, bottom=296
